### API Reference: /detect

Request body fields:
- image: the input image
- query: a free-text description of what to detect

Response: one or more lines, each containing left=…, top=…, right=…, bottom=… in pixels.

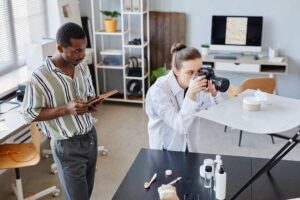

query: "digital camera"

left=194, top=68, right=230, bottom=92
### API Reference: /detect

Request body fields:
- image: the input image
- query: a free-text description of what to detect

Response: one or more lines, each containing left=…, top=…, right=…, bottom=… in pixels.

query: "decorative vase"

left=201, top=47, right=209, bottom=56
left=104, top=19, right=117, bottom=32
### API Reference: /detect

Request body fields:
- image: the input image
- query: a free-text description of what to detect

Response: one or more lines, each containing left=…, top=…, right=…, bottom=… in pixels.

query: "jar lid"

left=205, top=166, right=212, bottom=172
left=165, top=169, right=172, bottom=176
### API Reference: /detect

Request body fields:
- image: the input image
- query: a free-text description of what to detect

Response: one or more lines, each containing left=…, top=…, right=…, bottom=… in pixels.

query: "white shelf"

left=96, top=63, right=127, bottom=70
left=105, top=97, right=143, bottom=104
left=124, top=41, right=149, bottom=48
left=123, top=10, right=148, bottom=15
left=125, top=73, right=149, bottom=80
left=94, top=30, right=129, bottom=36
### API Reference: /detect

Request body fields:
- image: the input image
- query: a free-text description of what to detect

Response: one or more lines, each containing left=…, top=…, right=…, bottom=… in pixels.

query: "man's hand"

left=65, top=99, right=89, bottom=115
left=34, top=99, right=90, bottom=122
left=186, top=75, right=207, bottom=101
left=87, top=99, right=104, bottom=113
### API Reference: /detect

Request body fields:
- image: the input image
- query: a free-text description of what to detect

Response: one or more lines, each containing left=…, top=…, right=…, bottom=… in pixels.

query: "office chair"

left=225, top=77, right=276, bottom=147
left=0, top=123, right=60, bottom=200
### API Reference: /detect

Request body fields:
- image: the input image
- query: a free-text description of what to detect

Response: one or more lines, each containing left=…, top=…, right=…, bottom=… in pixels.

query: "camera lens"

left=212, top=77, right=230, bottom=92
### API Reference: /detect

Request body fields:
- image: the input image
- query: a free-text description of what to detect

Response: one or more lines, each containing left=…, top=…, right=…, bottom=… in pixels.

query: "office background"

left=79, top=0, right=300, bottom=99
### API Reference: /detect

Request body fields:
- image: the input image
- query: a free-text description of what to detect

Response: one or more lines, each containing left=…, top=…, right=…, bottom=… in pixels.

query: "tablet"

left=86, top=90, right=118, bottom=105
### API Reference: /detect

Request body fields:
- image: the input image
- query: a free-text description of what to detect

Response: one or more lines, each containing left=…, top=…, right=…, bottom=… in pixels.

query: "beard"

left=63, top=56, right=83, bottom=67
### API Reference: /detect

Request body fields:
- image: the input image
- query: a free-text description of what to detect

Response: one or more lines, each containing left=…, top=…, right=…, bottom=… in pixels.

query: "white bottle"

left=214, top=155, right=222, bottom=177
left=215, top=166, right=227, bottom=200
left=214, top=155, right=222, bottom=191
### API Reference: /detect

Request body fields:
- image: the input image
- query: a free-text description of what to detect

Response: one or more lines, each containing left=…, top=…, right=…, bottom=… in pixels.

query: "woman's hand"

left=207, top=80, right=218, bottom=97
left=186, top=75, right=207, bottom=101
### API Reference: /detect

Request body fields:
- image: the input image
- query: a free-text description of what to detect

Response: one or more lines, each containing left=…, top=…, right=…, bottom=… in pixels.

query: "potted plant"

left=100, top=10, right=121, bottom=32
left=201, top=44, right=210, bottom=56
left=150, top=64, right=169, bottom=84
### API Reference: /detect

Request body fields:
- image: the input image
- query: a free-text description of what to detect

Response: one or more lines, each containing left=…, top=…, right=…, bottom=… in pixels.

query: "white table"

left=194, top=89, right=300, bottom=134
left=194, top=89, right=300, bottom=200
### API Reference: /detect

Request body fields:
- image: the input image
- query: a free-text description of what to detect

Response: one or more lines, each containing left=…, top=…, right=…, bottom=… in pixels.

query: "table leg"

left=270, top=133, right=300, bottom=143
left=231, top=131, right=300, bottom=200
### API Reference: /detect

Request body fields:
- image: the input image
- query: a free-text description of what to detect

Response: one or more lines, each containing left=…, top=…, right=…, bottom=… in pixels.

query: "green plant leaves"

left=100, top=10, right=121, bottom=18
left=111, top=11, right=121, bottom=18
left=150, top=67, right=169, bottom=82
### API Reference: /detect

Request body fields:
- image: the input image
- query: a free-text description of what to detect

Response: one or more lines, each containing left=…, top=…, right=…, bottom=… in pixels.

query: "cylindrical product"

left=216, top=167, right=227, bottom=200
left=214, top=160, right=223, bottom=191
left=204, top=166, right=213, bottom=189
left=213, top=155, right=222, bottom=191
left=243, top=96, right=261, bottom=111
left=213, top=155, right=222, bottom=178
left=200, top=158, right=214, bottom=178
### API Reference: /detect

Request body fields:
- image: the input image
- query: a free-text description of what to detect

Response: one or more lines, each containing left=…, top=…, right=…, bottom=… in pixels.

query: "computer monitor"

left=210, top=16, right=263, bottom=53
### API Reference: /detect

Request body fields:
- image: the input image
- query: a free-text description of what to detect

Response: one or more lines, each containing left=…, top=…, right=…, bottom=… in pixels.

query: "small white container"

left=132, top=0, right=140, bottom=11
left=201, top=47, right=209, bottom=56
left=100, top=50, right=123, bottom=66
left=123, top=0, right=132, bottom=11
left=268, top=47, right=279, bottom=58
left=243, top=97, right=261, bottom=111
left=200, top=158, right=214, bottom=178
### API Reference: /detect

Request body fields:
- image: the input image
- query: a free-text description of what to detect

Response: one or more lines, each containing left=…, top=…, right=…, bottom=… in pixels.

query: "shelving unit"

left=91, top=0, right=150, bottom=106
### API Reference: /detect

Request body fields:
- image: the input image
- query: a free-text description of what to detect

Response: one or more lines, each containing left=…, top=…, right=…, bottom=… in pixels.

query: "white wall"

left=150, top=0, right=300, bottom=99
left=79, top=0, right=300, bottom=98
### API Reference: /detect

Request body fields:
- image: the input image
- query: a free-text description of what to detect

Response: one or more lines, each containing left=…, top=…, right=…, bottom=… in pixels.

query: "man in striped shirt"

left=23, top=23, right=101, bottom=200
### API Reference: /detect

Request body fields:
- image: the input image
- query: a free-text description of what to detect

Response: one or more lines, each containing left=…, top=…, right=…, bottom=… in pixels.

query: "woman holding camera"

left=145, top=43, right=221, bottom=152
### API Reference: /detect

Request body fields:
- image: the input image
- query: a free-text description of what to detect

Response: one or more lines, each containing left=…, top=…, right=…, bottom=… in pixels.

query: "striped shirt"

left=23, top=57, right=97, bottom=140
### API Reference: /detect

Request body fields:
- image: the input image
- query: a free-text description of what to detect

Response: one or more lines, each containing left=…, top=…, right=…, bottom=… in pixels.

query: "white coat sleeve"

left=197, top=92, right=222, bottom=110
left=149, top=87, right=198, bottom=135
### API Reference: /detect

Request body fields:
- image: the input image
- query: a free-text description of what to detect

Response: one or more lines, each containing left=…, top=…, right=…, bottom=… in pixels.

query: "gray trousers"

left=51, top=127, right=98, bottom=200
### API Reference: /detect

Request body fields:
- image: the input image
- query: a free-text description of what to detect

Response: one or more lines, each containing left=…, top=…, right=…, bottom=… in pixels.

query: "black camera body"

left=194, top=68, right=230, bottom=92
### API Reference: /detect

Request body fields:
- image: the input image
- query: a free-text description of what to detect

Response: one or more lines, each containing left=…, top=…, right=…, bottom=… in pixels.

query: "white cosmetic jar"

left=243, top=97, right=261, bottom=111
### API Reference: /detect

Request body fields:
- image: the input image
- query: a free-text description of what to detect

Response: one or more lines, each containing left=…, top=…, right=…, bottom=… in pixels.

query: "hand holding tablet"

left=86, top=90, right=118, bottom=106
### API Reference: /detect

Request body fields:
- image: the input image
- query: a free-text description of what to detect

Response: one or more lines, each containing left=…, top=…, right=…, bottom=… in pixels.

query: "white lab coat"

left=145, top=70, right=220, bottom=152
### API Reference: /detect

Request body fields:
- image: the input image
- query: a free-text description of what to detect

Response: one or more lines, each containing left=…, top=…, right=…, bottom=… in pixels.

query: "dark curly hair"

left=56, top=22, right=86, bottom=47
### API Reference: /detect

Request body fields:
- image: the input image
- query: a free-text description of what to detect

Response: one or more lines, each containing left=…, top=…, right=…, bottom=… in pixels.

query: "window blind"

left=0, top=0, right=46, bottom=75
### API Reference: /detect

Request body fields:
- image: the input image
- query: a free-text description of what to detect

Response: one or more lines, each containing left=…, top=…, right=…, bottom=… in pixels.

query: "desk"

left=113, top=149, right=300, bottom=200
left=194, top=89, right=300, bottom=199
left=0, top=108, right=28, bottom=143
left=0, top=67, right=28, bottom=99
left=202, top=54, right=288, bottom=76
left=113, top=149, right=251, bottom=200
